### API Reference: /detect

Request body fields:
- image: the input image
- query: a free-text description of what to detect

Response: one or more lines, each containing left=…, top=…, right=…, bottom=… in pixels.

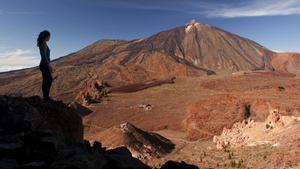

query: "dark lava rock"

left=0, top=95, right=151, bottom=169
left=160, top=161, right=199, bottom=169
left=0, top=95, right=198, bottom=169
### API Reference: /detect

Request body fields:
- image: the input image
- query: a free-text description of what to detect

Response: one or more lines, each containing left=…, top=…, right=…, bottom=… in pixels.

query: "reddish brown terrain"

left=81, top=75, right=300, bottom=168
left=1, top=20, right=300, bottom=168
left=271, top=52, right=300, bottom=76
left=0, top=19, right=278, bottom=103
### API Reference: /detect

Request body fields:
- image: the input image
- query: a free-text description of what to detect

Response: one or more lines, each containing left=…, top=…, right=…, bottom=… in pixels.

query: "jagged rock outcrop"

left=94, top=122, right=175, bottom=159
left=265, top=109, right=284, bottom=129
left=0, top=95, right=194, bottom=169
left=213, top=119, right=253, bottom=150
left=75, top=80, right=109, bottom=105
left=213, top=108, right=300, bottom=150
left=69, top=101, right=93, bottom=117
left=0, top=95, right=83, bottom=147
left=0, top=95, right=151, bottom=169
left=51, top=142, right=150, bottom=169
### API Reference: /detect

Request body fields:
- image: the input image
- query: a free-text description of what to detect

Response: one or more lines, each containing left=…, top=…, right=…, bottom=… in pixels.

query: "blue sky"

left=1, top=0, right=300, bottom=72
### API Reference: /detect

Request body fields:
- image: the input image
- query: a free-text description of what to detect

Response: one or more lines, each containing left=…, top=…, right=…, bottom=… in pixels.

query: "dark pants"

left=39, top=64, right=52, bottom=99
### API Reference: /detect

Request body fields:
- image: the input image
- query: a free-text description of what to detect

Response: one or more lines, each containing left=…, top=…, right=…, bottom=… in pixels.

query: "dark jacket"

left=39, top=42, right=50, bottom=66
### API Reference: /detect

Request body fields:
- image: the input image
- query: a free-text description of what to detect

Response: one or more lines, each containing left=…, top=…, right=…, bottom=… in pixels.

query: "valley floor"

left=83, top=74, right=300, bottom=169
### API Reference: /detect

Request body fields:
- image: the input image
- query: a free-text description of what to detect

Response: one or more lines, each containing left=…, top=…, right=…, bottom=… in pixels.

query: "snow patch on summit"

left=185, top=25, right=194, bottom=33
left=185, top=19, right=207, bottom=33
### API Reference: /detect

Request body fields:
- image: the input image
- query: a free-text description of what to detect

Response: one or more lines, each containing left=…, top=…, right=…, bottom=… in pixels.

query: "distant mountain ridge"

left=0, top=19, right=299, bottom=102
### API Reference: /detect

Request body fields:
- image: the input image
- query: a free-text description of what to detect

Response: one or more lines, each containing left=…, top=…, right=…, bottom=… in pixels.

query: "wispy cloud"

left=0, top=49, right=39, bottom=72
left=105, top=0, right=188, bottom=13
left=104, top=0, right=300, bottom=18
left=200, top=0, right=300, bottom=18
left=0, top=9, right=44, bottom=16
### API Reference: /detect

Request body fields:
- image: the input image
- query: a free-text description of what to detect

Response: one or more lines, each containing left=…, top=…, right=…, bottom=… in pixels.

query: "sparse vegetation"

left=230, top=160, right=237, bottom=167
left=228, top=153, right=232, bottom=159
left=237, top=159, right=243, bottom=168
left=228, top=151, right=234, bottom=159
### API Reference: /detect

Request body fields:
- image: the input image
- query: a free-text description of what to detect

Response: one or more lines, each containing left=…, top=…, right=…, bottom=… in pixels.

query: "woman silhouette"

left=37, top=30, right=53, bottom=101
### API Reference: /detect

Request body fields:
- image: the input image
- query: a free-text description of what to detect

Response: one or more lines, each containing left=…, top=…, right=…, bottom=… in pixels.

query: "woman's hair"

left=37, top=30, right=50, bottom=47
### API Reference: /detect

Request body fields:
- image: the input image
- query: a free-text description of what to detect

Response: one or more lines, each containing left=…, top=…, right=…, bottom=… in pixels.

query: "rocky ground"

left=82, top=73, right=300, bottom=169
left=0, top=95, right=195, bottom=169
left=1, top=73, right=300, bottom=169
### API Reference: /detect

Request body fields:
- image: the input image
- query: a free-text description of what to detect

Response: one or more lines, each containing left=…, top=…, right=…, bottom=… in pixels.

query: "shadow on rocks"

left=160, top=161, right=199, bottom=169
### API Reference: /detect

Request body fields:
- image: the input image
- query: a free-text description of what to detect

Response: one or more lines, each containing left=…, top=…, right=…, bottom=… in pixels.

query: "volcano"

left=0, top=19, right=298, bottom=102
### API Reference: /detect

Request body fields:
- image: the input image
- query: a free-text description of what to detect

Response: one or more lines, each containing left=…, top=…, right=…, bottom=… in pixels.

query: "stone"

left=160, top=161, right=199, bottom=169
left=0, top=96, right=151, bottom=169
left=75, top=80, right=109, bottom=105
left=0, top=159, right=19, bottom=169
left=69, top=102, right=93, bottom=117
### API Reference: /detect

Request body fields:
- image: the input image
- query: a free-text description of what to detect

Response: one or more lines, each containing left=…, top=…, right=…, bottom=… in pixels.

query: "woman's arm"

left=40, top=43, right=52, bottom=73
left=40, top=43, right=50, bottom=65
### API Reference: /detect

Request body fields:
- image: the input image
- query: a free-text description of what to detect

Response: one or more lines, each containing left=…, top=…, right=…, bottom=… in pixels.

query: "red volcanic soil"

left=183, top=94, right=248, bottom=140
left=82, top=74, right=300, bottom=168
left=108, top=77, right=176, bottom=93
left=83, top=74, right=300, bottom=138
left=83, top=77, right=203, bottom=134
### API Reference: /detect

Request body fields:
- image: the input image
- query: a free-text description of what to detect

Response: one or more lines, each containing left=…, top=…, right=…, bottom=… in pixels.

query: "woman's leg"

left=40, top=65, right=53, bottom=99
left=45, top=68, right=53, bottom=98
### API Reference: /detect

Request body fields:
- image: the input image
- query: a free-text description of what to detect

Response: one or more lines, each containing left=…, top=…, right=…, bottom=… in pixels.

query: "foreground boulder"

left=51, top=142, right=150, bottom=169
left=0, top=95, right=197, bottom=169
left=0, top=95, right=150, bottom=169
left=0, top=95, right=83, bottom=147
left=160, top=161, right=199, bottom=169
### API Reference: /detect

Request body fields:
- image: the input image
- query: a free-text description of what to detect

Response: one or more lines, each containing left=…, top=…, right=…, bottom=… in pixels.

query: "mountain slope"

left=270, top=52, right=300, bottom=76
left=121, top=19, right=272, bottom=73
left=0, top=20, right=297, bottom=102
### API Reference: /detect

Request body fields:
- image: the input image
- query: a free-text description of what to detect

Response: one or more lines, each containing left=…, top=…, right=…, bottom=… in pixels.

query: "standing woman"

left=37, top=30, right=53, bottom=101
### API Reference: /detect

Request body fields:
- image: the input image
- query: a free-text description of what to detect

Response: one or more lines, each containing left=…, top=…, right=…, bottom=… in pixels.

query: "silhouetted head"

left=37, top=30, right=51, bottom=47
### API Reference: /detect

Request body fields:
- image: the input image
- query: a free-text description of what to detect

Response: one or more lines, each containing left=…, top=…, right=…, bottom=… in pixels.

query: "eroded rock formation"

left=75, top=80, right=109, bottom=105
left=94, top=122, right=175, bottom=160
left=213, top=108, right=300, bottom=150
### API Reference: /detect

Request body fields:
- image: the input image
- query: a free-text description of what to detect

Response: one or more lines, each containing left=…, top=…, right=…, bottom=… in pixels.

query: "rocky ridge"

left=213, top=108, right=300, bottom=150
left=93, top=122, right=175, bottom=160
left=0, top=95, right=196, bottom=169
